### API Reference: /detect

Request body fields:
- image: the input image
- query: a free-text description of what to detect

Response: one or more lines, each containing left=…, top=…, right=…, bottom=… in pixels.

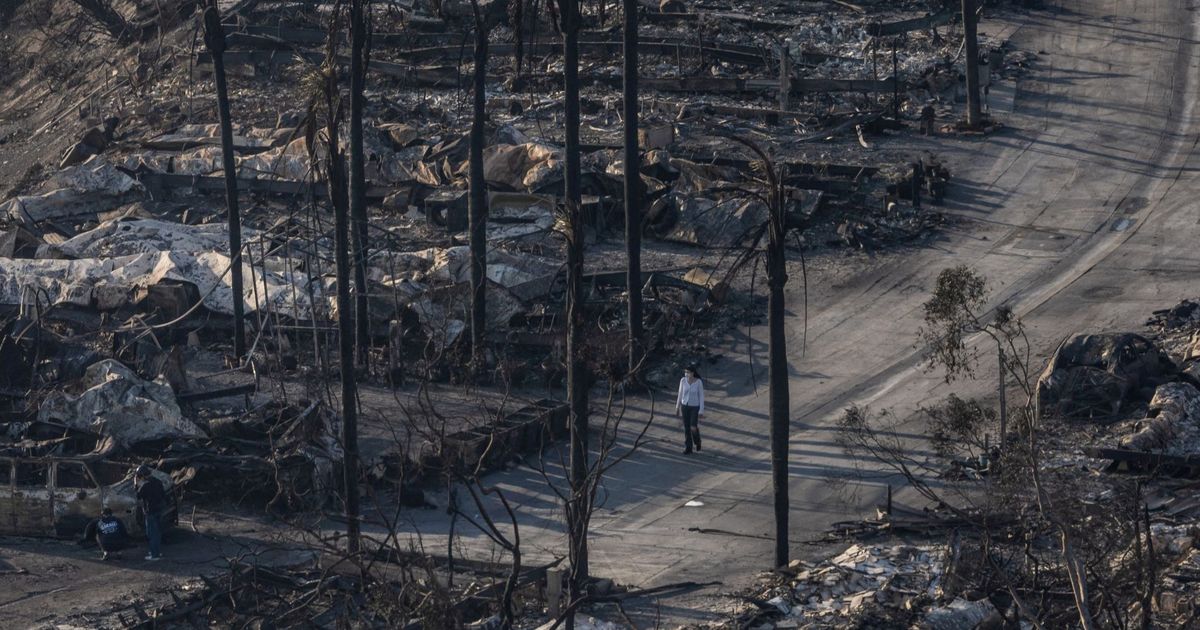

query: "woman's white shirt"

left=677, top=377, right=704, bottom=413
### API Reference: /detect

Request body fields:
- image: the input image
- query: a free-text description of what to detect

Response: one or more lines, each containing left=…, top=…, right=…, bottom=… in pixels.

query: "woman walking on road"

left=676, top=365, right=705, bottom=454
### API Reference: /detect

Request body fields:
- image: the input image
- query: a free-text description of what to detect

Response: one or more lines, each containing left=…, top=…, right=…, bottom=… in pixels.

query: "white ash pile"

left=789, top=543, right=942, bottom=618
left=741, top=543, right=949, bottom=628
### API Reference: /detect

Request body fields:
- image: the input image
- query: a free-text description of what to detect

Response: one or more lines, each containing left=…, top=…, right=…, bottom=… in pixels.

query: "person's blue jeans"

left=145, top=511, right=162, bottom=558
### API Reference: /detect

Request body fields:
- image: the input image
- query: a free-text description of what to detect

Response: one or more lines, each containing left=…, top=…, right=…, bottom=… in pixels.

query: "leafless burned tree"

left=836, top=267, right=1165, bottom=629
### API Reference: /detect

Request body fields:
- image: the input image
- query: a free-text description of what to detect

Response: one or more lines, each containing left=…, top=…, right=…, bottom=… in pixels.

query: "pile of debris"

left=785, top=543, right=946, bottom=621
left=162, top=400, right=343, bottom=512
left=1148, top=298, right=1200, bottom=383
left=733, top=542, right=1017, bottom=630
left=0, top=0, right=990, bottom=396
left=805, top=308, right=1200, bottom=629
left=123, top=554, right=569, bottom=630
left=1036, top=332, right=1176, bottom=421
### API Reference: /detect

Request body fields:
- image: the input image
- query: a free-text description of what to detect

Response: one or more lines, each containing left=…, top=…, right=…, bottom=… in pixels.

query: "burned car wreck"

left=0, top=453, right=177, bottom=538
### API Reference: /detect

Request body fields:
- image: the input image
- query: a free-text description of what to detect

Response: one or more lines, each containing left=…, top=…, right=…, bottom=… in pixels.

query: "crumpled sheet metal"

left=0, top=250, right=313, bottom=318
left=236, top=137, right=318, bottom=181
left=57, top=217, right=265, bottom=260
left=420, top=245, right=558, bottom=298
left=408, top=283, right=524, bottom=348
left=920, top=598, right=998, bottom=630
left=37, top=359, right=203, bottom=445
left=0, top=159, right=144, bottom=224
left=481, top=142, right=563, bottom=191
left=665, top=195, right=768, bottom=248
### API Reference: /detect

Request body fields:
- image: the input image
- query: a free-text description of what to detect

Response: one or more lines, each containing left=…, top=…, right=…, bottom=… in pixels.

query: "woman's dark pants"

left=681, top=405, right=701, bottom=452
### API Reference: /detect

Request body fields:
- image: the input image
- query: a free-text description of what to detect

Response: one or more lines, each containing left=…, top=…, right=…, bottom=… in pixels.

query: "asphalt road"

left=384, top=0, right=1200, bottom=622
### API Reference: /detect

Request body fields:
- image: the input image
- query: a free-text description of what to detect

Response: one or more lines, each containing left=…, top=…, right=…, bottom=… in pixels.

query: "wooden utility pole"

left=962, top=0, right=982, bottom=126
left=349, top=0, right=371, bottom=367
left=623, top=0, right=642, bottom=377
left=202, top=7, right=246, bottom=360
left=469, top=0, right=490, bottom=370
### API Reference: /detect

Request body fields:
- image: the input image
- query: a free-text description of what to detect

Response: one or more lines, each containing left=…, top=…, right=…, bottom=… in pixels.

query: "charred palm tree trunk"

left=349, top=0, right=371, bottom=367
left=202, top=7, right=247, bottom=361
left=323, top=22, right=361, bottom=557
left=561, top=0, right=590, bottom=614
left=962, top=0, right=982, bottom=126
left=767, top=167, right=790, bottom=568
left=469, top=1, right=490, bottom=371
left=623, top=0, right=642, bottom=378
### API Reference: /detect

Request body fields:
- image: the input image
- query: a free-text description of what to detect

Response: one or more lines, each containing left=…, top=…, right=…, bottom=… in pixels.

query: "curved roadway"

left=397, top=0, right=1200, bottom=620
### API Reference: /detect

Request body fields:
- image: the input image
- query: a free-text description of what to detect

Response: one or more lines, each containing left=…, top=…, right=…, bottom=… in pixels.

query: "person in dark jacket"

left=135, top=465, right=167, bottom=561
left=81, top=507, right=129, bottom=561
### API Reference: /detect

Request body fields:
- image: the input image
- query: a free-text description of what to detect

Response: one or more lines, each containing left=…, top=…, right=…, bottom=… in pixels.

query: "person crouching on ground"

left=135, top=465, right=167, bottom=561
left=81, top=507, right=129, bottom=561
left=676, top=365, right=705, bottom=454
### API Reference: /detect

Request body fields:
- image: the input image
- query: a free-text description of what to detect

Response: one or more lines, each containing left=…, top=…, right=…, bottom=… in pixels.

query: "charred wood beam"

left=599, top=75, right=898, bottom=95
left=139, top=135, right=278, bottom=153
left=221, top=28, right=835, bottom=66
left=674, top=155, right=877, bottom=179
left=1084, top=447, right=1200, bottom=478
left=225, top=24, right=459, bottom=47
left=405, top=40, right=779, bottom=66
left=222, top=24, right=805, bottom=57
left=867, top=8, right=957, bottom=37
left=582, top=268, right=707, bottom=295
left=177, top=382, right=257, bottom=404
left=641, top=10, right=792, bottom=30
left=647, top=99, right=808, bottom=123
left=222, top=2, right=447, bottom=28
left=196, top=50, right=459, bottom=86
left=200, top=50, right=892, bottom=94
left=135, top=172, right=400, bottom=201
left=452, top=557, right=564, bottom=614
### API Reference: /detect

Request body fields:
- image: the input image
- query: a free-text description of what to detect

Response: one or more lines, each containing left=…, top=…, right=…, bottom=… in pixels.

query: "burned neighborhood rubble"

left=0, top=0, right=1054, bottom=626
left=725, top=297, right=1200, bottom=629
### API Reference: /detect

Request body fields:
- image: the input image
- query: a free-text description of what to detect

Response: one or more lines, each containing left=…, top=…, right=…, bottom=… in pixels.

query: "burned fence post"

left=202, top=6, right=247, bottom=361
left=911, top=161, right=922, bottom=210
left=778, top=42, right=792, bottom=111
left=891, top=38, right=899, bottom=120
left=624, top=0, right=644, bottom=378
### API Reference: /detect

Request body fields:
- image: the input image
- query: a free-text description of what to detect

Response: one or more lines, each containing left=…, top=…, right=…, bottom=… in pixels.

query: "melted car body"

left=0, top=456, right=177, bottom=537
